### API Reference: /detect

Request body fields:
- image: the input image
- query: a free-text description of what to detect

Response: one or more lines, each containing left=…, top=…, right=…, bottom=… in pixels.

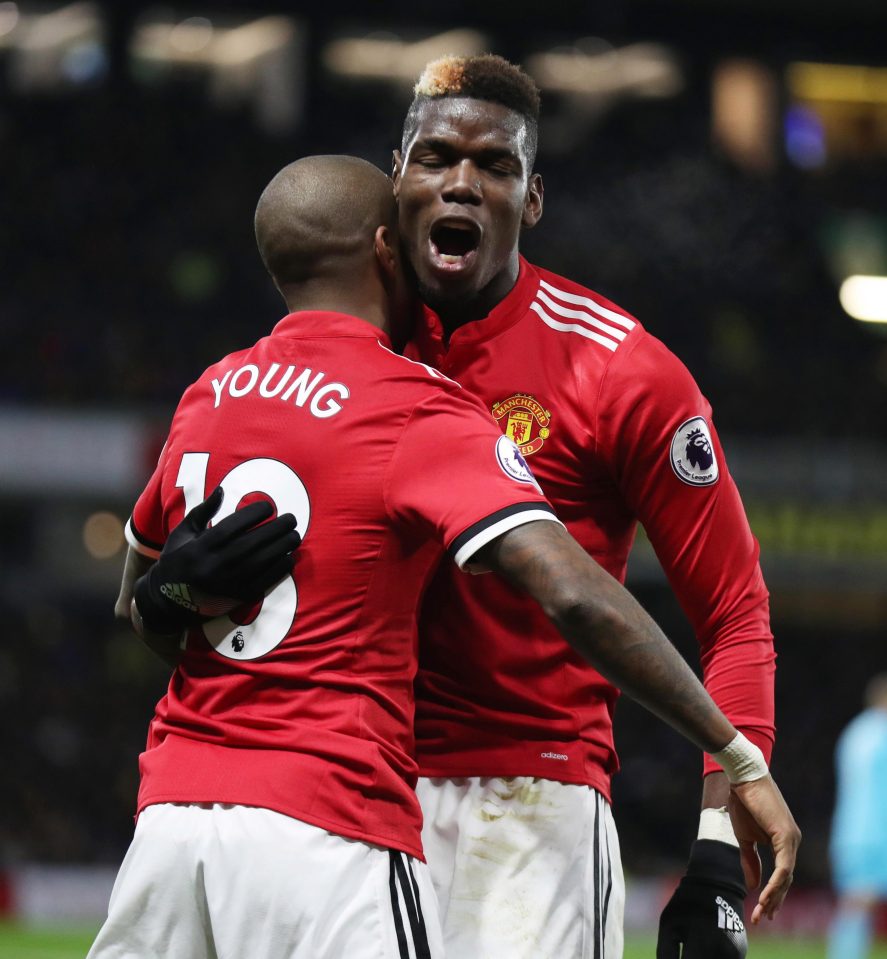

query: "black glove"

left=133, top=487, right=301, bottom=634
left=657, top=839, right=748, bottom=959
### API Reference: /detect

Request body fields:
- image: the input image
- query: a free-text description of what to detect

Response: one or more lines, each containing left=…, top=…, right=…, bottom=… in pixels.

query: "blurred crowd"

left=3, top=79, right=886, bottom=436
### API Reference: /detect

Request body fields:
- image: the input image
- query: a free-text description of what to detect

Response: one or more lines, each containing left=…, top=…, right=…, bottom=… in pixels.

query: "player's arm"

left=475, top=519, right=800, bottom=924
left=598, top=336, right=776, bottom=772
left=115, top=544, right=183, bottom=668
left=115, top=543, right=153, bottom=622
left=596, top=334, right=777, bottom=954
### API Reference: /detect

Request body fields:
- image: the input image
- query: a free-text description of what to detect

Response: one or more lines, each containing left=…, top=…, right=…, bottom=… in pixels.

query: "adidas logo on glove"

left=160, top=582, right=199, bottom=614
left=716, top=895, right=745, bottom=934
left=716, top=894, right=748, bottom=952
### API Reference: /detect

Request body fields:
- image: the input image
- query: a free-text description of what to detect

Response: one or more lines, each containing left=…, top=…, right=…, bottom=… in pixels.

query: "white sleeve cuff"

left=451, top=504, right=562, bottom=572
left=125, top=516, right=163, bottom=559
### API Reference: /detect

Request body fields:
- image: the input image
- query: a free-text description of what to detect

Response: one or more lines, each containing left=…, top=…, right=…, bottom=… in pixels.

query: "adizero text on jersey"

left=407, top=259, right=775, bottom=795
left=125, top=311, right=557, bottom=859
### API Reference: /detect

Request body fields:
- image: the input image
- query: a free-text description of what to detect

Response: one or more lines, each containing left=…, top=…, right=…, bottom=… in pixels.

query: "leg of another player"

left=827, top=893, right=876, bottom=959
left=418, top=776, right=624, bottom=959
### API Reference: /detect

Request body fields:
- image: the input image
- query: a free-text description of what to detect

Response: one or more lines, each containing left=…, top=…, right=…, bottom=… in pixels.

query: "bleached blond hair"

left=403, top=54, right=540, bottom=169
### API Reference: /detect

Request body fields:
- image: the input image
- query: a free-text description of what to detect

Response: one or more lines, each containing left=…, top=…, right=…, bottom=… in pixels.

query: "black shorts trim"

left=388, top=851, right=432, bottom=959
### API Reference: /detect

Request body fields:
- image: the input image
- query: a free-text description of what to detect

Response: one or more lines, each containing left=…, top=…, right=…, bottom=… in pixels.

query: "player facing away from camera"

left=391, top=55, right=789, bottom=958
left=94, top=155, right=798, bottom=959
left=92, top=155, right=560, bottom=959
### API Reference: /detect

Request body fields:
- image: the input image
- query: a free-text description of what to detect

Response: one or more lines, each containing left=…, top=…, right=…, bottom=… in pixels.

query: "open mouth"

left=429, top=219, right=481, bottom=270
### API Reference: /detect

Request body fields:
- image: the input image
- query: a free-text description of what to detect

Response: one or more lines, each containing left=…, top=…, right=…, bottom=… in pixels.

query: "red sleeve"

left=596, top=333, right=775, bottom=772
left=384, top=386, right=560, bottom=570
left=125, top=441, right=170, bottom=559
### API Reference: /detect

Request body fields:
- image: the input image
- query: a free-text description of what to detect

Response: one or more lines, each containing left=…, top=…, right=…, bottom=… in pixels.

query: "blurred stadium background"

left=3, top=0, right=887, bottom=954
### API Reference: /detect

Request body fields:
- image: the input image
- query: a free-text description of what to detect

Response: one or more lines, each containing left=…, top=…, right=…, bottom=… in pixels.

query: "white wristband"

left=698, top=806, right=739, bottom=847
left=711, top=732, right=769, bottom=784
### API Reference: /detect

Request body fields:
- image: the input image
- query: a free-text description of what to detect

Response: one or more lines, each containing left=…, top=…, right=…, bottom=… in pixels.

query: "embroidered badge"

left=491, top=393, right=552, bottom=456
left=670, top=416, right=719, bottom=486
left=495, top=436, right=543, bottom=494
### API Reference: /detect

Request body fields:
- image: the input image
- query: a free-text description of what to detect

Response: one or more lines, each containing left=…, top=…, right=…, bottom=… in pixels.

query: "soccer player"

left=827, top=674, right=887, bottom=959
left=389, top=55, right=786, bottom=958
left=93, top=154, right=544, bottom=959
left=94, top=154, right=798, bottom=959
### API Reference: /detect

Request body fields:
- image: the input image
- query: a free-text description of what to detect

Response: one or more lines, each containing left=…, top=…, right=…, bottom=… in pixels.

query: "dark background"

left=3, top=0, right=887, bottom=891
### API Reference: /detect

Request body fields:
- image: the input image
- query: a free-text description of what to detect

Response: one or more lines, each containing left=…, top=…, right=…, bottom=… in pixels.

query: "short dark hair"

left=402, top=55, right=540, bottom=170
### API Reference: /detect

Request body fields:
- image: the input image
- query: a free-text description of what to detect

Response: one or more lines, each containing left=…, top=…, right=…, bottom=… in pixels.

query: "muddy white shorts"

left=417, top=776, right=624, bottom=959
left=87, top=803, right=443, bottom=959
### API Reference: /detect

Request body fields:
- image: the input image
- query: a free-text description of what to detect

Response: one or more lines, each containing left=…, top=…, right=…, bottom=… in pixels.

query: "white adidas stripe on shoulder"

left=376, top=341, right=461, bottom=386
left=539, top=279, right=636, bottom=331
left=531, top=279, right=636, bottom=352
left=535, top=288, right=628, bottom=342
left=530, top=301, right=619, bottom=352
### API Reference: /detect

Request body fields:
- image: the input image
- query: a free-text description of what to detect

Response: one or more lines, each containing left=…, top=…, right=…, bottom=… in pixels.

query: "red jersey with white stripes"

left=125, top=311, right=558, bottom=859
left=408, top=259, right=775, bottom=797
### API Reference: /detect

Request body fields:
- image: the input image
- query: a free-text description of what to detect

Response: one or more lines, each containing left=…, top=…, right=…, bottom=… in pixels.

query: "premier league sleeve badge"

left=670, top=416, right=719, bottom=486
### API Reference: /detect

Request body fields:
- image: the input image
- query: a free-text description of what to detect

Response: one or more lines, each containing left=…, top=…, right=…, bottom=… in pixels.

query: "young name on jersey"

left=210, top=362, right=350, bottom=419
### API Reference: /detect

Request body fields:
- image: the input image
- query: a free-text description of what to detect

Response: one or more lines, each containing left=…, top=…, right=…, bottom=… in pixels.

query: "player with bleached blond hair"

left=392, top=54, right=791, bottom=958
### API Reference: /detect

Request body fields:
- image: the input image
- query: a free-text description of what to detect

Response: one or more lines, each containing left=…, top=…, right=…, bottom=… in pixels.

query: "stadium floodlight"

left=167, top=16, right=213, bottom=56
left=0, top=2, right=19, bottom=44
left=212, top=16, right=295, bottom=68
left=839, top=275, right=887, bottom=323
left=133, top=14, right=294, bottom=68
left=3, top=2, right=103, bottom=87
left=524, top=42, right=682, bottom=99
left=15, top=1, right=96, bottom=52
left=323, top=28, right=487, bottom=85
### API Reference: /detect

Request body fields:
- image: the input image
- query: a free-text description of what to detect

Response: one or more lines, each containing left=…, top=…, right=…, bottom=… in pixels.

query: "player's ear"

left=522, top=173, right=543, bottom=230
left=391, top=150, right=403, bottom=197
left=374, top=224, right=398, bottom=281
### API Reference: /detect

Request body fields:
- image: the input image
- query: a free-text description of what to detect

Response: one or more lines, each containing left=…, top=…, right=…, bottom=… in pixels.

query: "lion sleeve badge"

left=669, top=416, right=719, bottom=486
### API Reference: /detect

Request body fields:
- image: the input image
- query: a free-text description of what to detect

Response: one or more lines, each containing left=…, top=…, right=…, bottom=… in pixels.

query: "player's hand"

left=133, top=487, right=301, bottom=634
left=728, top=774, right=801, bottom=924
left=656, top=839, right=748, bottom=958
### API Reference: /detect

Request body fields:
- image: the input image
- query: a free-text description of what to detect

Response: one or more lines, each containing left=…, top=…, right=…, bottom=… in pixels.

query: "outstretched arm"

left=479, top=521, right=734, bottom=752
left=476, top=520, right=799, bottom=923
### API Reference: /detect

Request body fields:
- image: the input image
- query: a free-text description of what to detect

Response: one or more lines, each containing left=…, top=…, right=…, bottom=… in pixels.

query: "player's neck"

left=425, top=257, right=520, bottom=338
left=281, top=282, right=390, bottom=337
left=431, top=297, right=499, bottom=343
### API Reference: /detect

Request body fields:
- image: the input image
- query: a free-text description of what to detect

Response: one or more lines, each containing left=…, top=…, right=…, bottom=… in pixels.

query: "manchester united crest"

left=491, top=393, right=552, bottom=456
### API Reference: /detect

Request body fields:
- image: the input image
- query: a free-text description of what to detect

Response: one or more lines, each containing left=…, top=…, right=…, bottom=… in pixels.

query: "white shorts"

left=88, top=803, right=443, bottom=959
left=417, top=776, right=624, bottom=959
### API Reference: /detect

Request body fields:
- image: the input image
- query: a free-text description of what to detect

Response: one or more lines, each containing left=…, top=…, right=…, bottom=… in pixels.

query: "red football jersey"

left=125, top=311, right=558, bottom=859
left=409, top=258, right=776, bottom=799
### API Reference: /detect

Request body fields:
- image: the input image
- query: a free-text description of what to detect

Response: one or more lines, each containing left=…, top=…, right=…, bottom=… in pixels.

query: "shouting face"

left=393, top=98, right=543, bottom=324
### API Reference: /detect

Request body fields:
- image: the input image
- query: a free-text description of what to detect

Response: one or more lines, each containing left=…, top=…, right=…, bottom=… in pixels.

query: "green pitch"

left=1, top=923, right=885, bottom=958
left=624, top=934, right=887, bottom=958
left=0, top=922, right=99, bottom=958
